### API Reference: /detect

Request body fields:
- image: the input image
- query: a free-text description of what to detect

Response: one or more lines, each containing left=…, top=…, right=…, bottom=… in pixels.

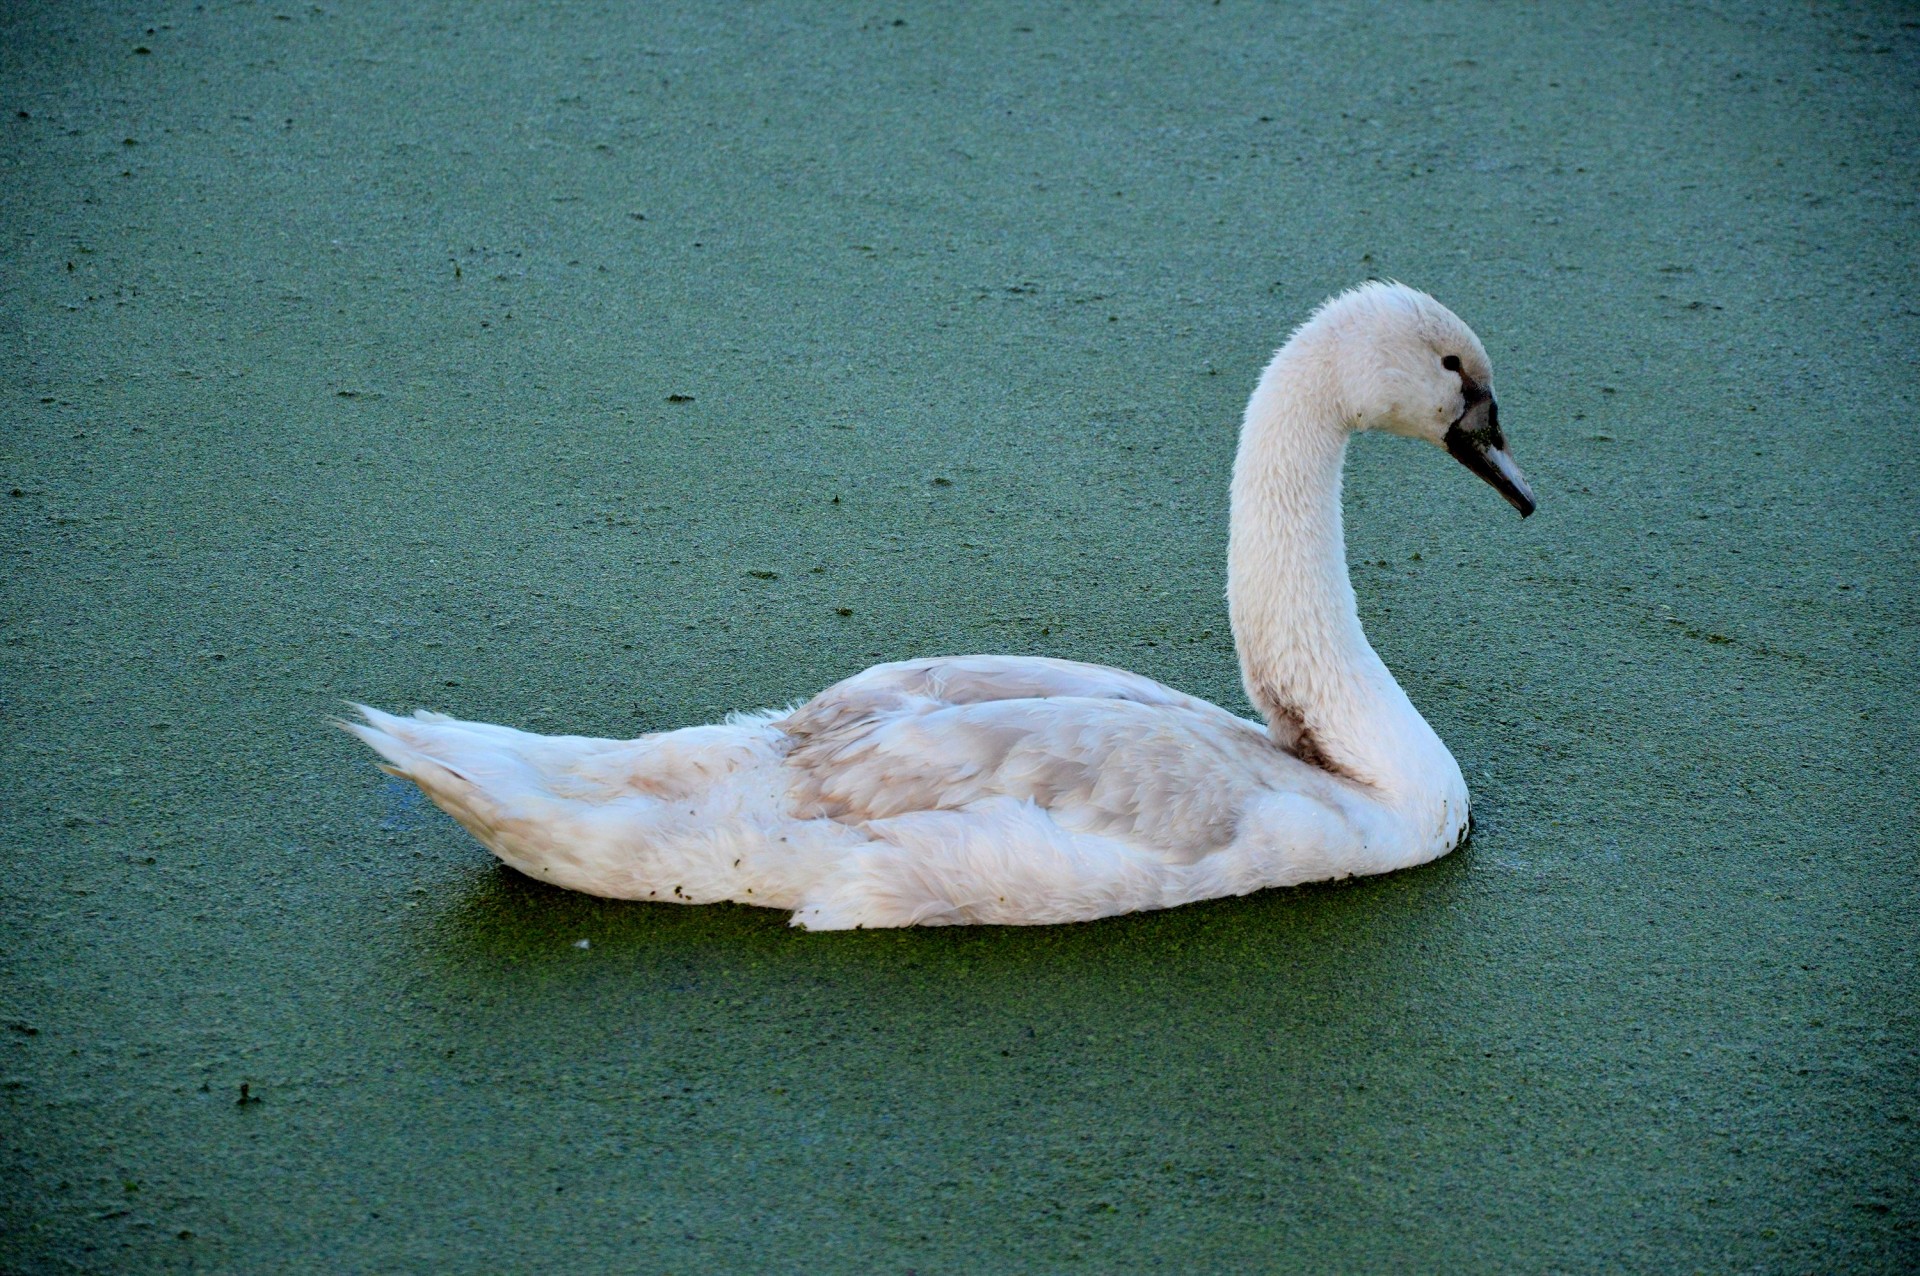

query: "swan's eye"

left=1441, top=355, right=1462, bottom=372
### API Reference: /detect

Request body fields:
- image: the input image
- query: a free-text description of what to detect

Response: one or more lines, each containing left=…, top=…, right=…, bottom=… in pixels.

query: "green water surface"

left=2, top=2, right=1915, bottom=1270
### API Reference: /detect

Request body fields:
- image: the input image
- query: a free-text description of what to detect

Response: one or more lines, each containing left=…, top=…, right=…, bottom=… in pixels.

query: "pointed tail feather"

left=338, top=703, right=475, bottom=782
left=336, top=703, right=621, bottom=864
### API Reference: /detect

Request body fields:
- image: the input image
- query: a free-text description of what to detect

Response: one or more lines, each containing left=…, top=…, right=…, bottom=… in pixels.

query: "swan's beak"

left=1444, top=396, right=1535, bottom=518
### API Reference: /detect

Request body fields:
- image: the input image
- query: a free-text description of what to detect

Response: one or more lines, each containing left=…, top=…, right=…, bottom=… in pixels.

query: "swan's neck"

left=1227, top=346, right=1464, bottom=825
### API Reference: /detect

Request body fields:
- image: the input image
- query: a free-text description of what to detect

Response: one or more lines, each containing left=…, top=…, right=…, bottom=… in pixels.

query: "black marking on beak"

left=1443, top=392, right=1536, bottom=517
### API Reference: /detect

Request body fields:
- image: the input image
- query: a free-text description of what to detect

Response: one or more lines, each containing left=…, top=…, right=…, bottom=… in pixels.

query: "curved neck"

left=1227, top=346, right=1461, bottom=818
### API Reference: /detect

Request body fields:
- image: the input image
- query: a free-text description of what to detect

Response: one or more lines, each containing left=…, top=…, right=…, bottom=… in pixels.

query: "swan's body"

left=347, top=282, right=1535, bottom=929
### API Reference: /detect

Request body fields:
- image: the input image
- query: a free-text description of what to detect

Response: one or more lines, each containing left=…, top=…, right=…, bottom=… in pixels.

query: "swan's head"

left=1301, top=281, right=1535, bottom=517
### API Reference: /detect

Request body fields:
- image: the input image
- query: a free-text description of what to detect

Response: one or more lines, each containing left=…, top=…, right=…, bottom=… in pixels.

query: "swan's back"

left=348, top=653, right=1376, bottom=927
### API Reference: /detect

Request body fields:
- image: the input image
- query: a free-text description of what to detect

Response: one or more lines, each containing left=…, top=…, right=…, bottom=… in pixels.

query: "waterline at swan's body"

left=346, top=282, right=1534, bottom=929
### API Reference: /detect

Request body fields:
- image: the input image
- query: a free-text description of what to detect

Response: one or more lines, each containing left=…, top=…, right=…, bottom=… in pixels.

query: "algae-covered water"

left=3, top=2, right=1915, bottom=1270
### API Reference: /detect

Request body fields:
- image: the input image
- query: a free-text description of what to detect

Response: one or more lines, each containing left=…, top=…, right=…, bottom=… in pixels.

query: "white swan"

left=346, top=281, right=1535, bottom=930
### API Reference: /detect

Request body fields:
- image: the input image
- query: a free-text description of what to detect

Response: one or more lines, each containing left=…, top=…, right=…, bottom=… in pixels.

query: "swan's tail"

left=341, top=704, right=613, bottom=883
left=339, top=704, right=787, bottom=900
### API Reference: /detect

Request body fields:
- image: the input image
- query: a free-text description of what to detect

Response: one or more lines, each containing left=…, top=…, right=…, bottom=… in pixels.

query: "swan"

left=345, top=281, right=1535, bottom=930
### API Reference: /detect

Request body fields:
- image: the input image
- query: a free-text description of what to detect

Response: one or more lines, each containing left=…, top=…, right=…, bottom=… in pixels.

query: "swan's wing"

left=780, top=654, right=1231, bottom=737
left=780, top=657, right=1319, bottom=863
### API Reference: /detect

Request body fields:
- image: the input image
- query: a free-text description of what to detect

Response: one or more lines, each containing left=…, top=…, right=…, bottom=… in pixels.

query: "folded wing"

left=779, top=655, right=1334, bottom=863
